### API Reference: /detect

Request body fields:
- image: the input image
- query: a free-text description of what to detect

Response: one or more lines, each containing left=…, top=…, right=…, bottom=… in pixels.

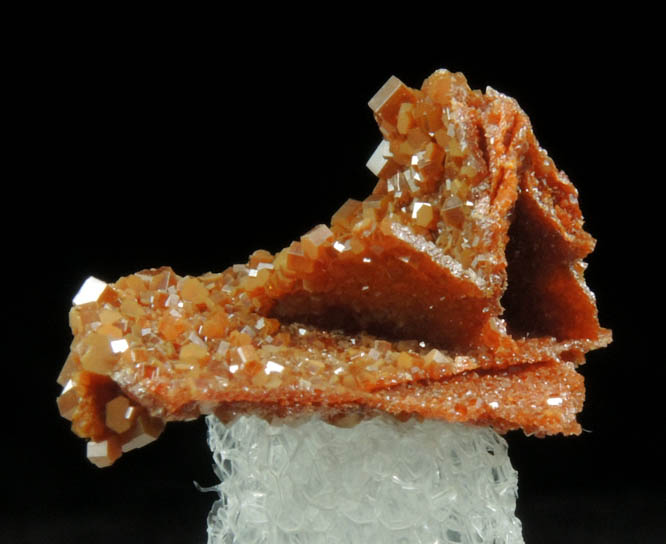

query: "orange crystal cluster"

left=57, top=69, right=611, bottom=467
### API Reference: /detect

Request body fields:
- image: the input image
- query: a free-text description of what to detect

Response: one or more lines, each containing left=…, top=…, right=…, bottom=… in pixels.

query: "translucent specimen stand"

left=206, top=415, right=524, bottom=544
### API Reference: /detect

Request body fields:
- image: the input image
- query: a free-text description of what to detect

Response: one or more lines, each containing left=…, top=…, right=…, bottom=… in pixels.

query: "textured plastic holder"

left=206, top=415, right=524, bottom=543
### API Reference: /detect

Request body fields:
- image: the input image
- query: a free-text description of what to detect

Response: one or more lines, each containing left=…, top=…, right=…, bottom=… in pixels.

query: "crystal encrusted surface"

left=57, top=69, right=610, bottom=466
left=206, top=415, right=524, bottom=544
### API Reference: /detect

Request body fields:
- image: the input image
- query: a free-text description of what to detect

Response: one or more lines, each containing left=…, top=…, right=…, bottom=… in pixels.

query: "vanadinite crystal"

left=57, top=69, right=611, bottom=467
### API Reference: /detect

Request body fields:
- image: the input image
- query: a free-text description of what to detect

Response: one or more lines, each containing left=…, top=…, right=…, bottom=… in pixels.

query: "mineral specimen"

left=57, top=69, right=610, bottom=467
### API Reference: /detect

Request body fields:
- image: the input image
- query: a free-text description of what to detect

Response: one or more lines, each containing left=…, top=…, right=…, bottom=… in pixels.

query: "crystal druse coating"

left=57, top=69, right=611, bottom=467
left=206, top=415, right=524, bottom=544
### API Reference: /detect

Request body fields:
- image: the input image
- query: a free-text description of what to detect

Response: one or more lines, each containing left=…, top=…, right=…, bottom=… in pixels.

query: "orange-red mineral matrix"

left=57, top=69, right=611, bottom=467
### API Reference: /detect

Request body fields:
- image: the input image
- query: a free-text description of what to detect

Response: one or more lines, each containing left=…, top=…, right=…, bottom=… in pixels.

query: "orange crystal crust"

left=57, top=69, right=610, bottom=467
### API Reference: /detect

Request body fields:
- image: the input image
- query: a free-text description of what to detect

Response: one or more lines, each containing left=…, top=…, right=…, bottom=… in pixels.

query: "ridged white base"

left=206, top=415, right=524, bottom=544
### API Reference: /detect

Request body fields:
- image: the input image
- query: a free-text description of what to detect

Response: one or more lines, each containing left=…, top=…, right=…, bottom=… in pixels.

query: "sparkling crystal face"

left=72, top=276, right=108, bottom=305
left=56, top=69, right=610, bottom=467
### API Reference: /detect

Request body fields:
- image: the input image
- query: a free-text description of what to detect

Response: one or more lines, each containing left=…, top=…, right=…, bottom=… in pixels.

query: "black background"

left=5, top=10, right=662, bottom=544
